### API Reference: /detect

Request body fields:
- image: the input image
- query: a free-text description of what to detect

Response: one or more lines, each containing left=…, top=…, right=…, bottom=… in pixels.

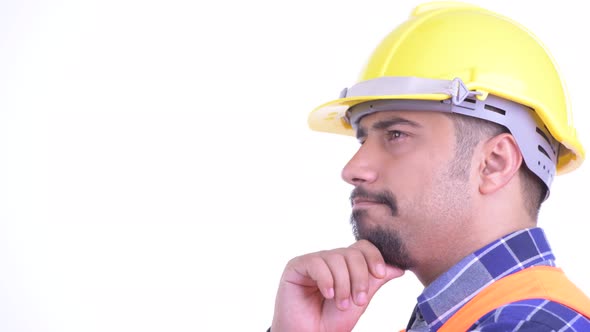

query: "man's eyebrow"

left=356, top=126, right=367, bottom=140
left=356, top=117, right=422, bottom=139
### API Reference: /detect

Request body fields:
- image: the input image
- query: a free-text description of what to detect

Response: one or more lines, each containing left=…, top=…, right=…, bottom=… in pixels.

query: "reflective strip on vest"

left=400, top=266, right=590, bottom=332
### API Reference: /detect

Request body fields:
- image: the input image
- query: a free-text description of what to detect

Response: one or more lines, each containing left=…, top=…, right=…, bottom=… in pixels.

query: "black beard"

left=350, top=208, right=413, bottom=270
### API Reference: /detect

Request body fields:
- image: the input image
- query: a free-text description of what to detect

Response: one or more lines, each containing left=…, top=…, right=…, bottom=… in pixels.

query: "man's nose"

left=341, top=141, right=379, bottom=186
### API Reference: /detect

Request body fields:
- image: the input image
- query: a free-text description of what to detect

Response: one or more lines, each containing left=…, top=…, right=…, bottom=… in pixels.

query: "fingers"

left=324, top=253, right=353, bottom=309
left=294, top=251, right=355, bottom=310
left=349, top=240, right=388, bottom=280
left=303, top=255, right=336, bottom=300
left=341, top=247, right=369, bottom=307
left=286, top=240, right=401, bottom=311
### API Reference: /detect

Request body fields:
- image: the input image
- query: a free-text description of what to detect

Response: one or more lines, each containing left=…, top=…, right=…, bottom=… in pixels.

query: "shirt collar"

left=414, top=227, right=555, bottom=330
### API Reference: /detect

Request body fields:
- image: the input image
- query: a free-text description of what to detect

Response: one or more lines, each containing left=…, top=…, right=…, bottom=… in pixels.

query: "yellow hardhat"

left=308, top=2, right=584, bottom=180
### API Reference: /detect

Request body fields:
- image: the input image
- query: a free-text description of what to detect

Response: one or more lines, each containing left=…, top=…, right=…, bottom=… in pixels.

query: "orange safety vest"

left=401, top=266, right=590, bottom=332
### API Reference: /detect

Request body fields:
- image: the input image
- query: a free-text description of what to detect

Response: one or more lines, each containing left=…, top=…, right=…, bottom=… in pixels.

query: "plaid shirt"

left=406, top=227, right=590, bottom=331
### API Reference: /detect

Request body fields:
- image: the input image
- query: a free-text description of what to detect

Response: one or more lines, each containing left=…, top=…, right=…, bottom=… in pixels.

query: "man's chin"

left=351, top=220, right=412, bottom=270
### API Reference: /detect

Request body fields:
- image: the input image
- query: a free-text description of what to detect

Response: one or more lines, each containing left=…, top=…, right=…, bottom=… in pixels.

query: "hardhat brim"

left=308, top=93, right=584, bottom=175
left=308, top=93, right=450, bottom=136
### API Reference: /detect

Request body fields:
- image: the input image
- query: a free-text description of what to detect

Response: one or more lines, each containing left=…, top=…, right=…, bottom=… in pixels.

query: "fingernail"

left=339, top=298, right=350, bottom=309
left=376, top=264, right=385, bottom=277
left=356, top=291, right=367, bottom=305
left=325, top=287, right=334, bottom=299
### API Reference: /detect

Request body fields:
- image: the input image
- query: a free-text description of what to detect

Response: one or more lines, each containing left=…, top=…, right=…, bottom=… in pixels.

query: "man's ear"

left=478, top=133, right=523, bottom=196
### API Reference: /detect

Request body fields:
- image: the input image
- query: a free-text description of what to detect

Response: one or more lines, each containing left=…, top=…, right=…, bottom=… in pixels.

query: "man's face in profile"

left=343, top=110, right=473, bottom=276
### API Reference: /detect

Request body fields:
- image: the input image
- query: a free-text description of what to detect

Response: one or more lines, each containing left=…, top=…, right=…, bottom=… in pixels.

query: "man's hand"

left=270, top=240, right=404, bottom=332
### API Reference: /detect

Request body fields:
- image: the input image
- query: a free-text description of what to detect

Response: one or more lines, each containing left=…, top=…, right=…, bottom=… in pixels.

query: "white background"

left=0, top=0, right=588, bottom=331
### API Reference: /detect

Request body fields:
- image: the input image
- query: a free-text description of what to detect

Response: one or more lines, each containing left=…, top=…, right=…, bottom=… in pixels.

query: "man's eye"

left=387, top=130, right=405, bottom=140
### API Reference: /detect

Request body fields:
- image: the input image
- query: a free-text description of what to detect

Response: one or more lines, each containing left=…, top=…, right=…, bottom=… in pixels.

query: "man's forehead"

left=355, top=110, right=443, bottom=129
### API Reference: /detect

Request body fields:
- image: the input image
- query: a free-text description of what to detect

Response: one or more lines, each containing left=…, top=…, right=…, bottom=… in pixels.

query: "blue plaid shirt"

left=406, top=228, right=590, bottom=331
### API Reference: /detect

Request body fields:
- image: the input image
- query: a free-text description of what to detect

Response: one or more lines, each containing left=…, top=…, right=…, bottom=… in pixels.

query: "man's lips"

left=352, top=198, right=384, bottom=209
left=350, top=188, right=398, bottom=216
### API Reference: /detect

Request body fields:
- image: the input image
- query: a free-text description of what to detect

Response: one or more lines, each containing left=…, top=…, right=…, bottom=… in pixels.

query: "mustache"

left=349, top=187, right=398, bottom=216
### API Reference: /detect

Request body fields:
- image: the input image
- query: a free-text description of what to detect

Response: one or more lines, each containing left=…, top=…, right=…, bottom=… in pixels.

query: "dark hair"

left=445, top=113, right=546, bottom=220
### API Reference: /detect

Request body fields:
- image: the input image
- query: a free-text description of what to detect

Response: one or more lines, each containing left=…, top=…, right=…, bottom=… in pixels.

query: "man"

left=269, top=2, right=590, bottom=332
